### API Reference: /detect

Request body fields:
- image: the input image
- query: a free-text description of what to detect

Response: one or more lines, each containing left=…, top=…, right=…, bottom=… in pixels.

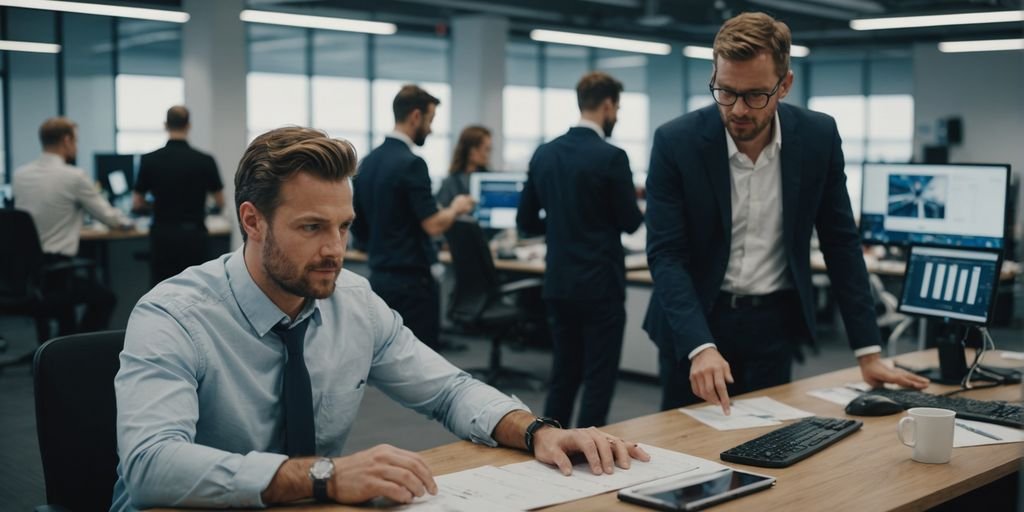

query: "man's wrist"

left=854, top=345, right=882, bottom=360
left=524, top=417, right=562, bottom=454
left=688, top=343, right=717, bottom=361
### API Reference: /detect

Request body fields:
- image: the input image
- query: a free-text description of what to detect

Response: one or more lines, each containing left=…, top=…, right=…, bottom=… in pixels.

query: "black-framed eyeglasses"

left=708, top=72, right=785, bottom=109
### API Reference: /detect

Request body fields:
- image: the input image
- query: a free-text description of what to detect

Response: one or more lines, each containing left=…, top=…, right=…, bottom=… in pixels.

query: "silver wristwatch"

left=309, top=457, right=334, bottom=502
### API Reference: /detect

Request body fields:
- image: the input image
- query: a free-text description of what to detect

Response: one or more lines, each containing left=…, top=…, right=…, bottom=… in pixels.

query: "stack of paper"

left=680, top=397, right=814, bottom=430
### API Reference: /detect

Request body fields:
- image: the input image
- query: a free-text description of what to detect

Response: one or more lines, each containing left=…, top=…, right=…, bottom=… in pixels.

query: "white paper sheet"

left=953, top=419, right=1024, bottom=447
left=681, top=397, right=814, bottom=430
left=807, top=386, right=863, bottom=406
left=399, top=445, right=728, bottom=511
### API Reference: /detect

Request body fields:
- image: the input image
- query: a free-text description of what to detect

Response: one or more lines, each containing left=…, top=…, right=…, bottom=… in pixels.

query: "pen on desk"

left=956, top=422, right=1002, bottom=441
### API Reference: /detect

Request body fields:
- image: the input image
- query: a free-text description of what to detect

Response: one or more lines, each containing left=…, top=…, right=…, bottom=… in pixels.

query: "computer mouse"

left=845, top=394, right=905, bottom=416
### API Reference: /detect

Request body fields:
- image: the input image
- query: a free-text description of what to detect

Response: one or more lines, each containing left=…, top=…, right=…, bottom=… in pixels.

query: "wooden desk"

left=151, top=350, right=1022, bottom=512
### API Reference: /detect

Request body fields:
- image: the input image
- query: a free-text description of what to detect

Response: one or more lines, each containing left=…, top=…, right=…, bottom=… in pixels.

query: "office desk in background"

left=148, top=349, right=1023, bottom=512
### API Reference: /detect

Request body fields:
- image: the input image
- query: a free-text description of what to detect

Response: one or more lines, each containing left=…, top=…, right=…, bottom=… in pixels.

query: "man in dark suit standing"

left=353, top=85, right=474, bottom=351
left=644, top=12, right=928, bottom=413
left=518, top=72, right=643, bottom=428
left=133, top=106, right=224, bottom=285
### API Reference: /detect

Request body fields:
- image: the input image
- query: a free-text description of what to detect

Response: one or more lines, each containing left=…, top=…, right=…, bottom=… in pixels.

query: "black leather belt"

left=717, top=289, right=796, bottom=310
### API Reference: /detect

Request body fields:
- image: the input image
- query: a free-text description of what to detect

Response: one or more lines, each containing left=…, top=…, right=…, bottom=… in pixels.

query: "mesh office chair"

left=0, top=210, right=96, bottom=369
left=445, top=219, right=544, bottom=389
left=33, top=330, right=125, bottom=512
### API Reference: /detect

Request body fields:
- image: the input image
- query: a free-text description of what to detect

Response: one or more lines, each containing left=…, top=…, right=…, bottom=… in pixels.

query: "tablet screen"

left=647, top=470, right=769, bottom=506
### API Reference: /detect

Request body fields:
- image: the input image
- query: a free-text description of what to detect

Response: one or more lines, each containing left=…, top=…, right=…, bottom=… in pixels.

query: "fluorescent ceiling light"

left=530, top=29, right=671, bottom=55
left=0, top=0, right=188, bottom=23
left=240, top=10, right=397, bottom=35
left=851, top=10, right=1023, bottom=30
left=938, top=38, right=1024, bottom=53
left=682, top=45, right=810, bottom=60
left=0, top=39, right=60, bottom=53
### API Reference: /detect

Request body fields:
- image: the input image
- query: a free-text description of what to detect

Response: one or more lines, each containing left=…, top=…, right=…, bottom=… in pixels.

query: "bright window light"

left=0, top=40, right=60, bottom=53
left=0, top=0, right=188, bottom=23
left=530, top=29, right=671, bottom=55
left=851, top=10, right=1023, bottom=30
left=240, top=10, right=396, bottom=35
left=938, top=38, right=1024, bottom=53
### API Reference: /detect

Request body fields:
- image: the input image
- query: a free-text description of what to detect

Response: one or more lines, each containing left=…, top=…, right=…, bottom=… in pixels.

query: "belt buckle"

left=730, top=294, right=742, bottom=309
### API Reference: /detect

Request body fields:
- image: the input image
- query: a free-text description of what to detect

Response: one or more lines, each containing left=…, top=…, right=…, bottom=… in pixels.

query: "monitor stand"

left=913, top=327, right=1021, bottom=386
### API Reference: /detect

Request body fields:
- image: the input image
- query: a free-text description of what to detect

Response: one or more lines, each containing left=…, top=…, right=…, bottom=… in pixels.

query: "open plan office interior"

left=0, top=0, right=1023, bottom=510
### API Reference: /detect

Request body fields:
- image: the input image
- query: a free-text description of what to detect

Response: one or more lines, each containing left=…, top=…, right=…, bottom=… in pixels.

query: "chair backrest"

left=34, top=330, right=125, bottom=511
left=0, top=209, right=43, bottom=299
left=445, top=219, right=501, bottom=323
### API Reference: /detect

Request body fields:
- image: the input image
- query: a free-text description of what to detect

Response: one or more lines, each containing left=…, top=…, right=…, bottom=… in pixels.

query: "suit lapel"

left=701, top=111, right=732, bottom=237
left=778, top=104, right=801, bottom=251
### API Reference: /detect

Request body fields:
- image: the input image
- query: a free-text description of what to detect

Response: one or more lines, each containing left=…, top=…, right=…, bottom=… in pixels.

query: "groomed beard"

left=262, top=227, right=340, bottom=300
left=602, top=118, right=616, bottom=138
left=413, top=122, right=429, bottom=146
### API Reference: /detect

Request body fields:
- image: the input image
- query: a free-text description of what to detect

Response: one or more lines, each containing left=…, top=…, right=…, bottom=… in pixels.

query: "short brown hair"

left=449, top=125, right=491, bottom=174
left=39, top=117, right=77, bottom=147
left=576, top=71, right=623, bottom=111
left=713, top=12, right=792, bottom=79
left=235, top=127, right=358, bottom=241
left=166, top=105, right=190, bottom=130
left=393, top=85, right=440, bottom=123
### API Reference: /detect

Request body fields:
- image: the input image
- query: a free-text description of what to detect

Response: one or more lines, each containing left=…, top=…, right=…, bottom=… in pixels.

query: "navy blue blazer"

left=643, top=103, right=881, bottom=364
left=518, top=127, right=643, bottom=301
left=352, top=138, right=439, bottom=273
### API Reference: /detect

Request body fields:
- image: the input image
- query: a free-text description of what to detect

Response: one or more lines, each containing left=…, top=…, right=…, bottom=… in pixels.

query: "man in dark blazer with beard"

left=644, top=12, right=928, bottom=413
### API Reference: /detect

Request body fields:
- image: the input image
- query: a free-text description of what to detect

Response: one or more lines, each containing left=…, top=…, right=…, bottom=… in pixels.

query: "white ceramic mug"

left=897, top=407, right=955, bottom=464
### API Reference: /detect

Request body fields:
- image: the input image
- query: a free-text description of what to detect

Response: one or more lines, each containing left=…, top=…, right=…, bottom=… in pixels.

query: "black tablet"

left=618, top=469, right=775, bottom=511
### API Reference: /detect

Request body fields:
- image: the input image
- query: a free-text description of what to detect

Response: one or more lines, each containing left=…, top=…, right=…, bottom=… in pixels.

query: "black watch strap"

left=313, top=478, right=329, bottom=503
left=524, top=416, right=562, bottom=454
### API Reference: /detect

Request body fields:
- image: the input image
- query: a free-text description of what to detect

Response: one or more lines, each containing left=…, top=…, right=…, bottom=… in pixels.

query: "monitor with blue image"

left=469, top=172, right=526, bottom=230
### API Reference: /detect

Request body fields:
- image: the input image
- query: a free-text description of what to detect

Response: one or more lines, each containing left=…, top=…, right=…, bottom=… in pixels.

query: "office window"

left=503, top=42, right=542, bottom=171
left=247, top=24, right=309, bottom=142
left=866, top=95, right=913, bottom=163
left=312, top=31, right=370, bottom=158
left=686, top=59, right=714, bottom=113
left=115, top=19, right=183, bottom=154
left=542, top=45, right=588, bottom=141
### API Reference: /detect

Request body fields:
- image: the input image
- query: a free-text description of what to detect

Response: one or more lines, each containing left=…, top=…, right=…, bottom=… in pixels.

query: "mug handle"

left=898, top=416, right=916, bottom=447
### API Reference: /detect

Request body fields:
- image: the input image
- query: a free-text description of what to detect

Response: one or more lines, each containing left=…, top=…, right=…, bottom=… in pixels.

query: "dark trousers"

left=658, top=290, right=806, bottom=411
left=149, top=222, right=209, bottom=286
left=543, top=298, right=626, bottom=428
left=41, top=254, right=117, bottom=341
left=369, top=269, right=440, bottom=350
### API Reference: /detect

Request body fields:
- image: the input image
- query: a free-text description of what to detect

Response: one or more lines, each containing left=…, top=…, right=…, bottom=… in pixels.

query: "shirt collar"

left=225, top=247, right=322, bottom=338
left=386, top=130, right=417, bottom=152
left=576, top=119, right=605, bottom=139
left=38, top=152, right=66, bottom=166
left=725, top=111, right=783, bottom=161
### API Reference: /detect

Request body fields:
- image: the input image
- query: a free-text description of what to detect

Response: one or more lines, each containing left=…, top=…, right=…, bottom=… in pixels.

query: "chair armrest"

left=498, top=278, right=543, bottom=295
left=35, top=505, right=73, bottom=512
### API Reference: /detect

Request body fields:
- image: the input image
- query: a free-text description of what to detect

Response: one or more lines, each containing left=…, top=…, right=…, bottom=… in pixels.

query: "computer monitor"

left=94, top=153, right=136, bottom=199
left=899, top=245, right=1001, bottom=325
left=898, top=245, right=1012, bottom=384
left=469, top=172, right=526, bottom=230
left=860, top=163, right=1009, bottom=249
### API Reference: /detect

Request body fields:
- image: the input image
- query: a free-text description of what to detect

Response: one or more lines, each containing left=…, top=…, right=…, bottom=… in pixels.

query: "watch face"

left=310, top=458, right=334, bottom=480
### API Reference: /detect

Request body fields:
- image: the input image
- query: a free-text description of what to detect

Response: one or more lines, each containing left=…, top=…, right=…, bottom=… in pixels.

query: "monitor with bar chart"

left=898, top=246, right=1002, bottom=325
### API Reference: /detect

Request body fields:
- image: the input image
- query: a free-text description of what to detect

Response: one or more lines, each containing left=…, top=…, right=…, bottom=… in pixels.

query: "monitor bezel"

left=858, top=162, right=1011, bottom=249
left=897, top=243, right=1004, bottom=326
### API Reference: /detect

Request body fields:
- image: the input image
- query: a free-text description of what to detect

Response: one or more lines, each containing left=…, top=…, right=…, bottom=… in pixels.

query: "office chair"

left=445, top=219, right=544, bottom=389
left=33, top=330, right=125, bottom=512
left=868, top=273, right=917, bottom=356
left=0, top=210, right=96, bottom=369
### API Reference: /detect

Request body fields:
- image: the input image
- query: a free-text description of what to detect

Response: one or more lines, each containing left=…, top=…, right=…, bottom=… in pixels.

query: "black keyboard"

left=868, top=388, right=1024, bottom=428
left=720, top=417, right=862, bottom=468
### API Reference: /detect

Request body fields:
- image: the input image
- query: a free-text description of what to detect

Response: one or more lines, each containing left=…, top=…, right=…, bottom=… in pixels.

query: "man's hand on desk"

left=858, top=352, right=929, bottom=389
left=690, top=348, right=734, bottom=415
left=532, top=425, right=651, bottom=476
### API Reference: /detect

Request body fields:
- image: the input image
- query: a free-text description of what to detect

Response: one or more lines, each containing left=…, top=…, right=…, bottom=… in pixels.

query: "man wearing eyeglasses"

left=643, top=12, right=929, bottom=413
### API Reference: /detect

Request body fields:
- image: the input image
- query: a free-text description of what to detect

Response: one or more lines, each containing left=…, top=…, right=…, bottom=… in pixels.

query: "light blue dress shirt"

left=110, top=248, right=527, bottom=511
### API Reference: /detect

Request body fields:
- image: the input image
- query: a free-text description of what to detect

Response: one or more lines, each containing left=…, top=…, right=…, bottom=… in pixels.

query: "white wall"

left=912, top=44, right=1024, bottom=258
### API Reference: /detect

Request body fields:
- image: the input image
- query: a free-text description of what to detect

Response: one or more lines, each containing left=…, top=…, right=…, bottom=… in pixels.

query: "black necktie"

left=274, top=317, right=316, bottom=457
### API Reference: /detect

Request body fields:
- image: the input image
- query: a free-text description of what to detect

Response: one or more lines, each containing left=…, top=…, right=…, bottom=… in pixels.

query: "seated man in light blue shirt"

left=111, top=126, right=650, bottom=511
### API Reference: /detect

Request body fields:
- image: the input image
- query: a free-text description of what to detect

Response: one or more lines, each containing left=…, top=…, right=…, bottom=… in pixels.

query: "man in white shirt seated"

left=12, top=117, right=132, bottom=337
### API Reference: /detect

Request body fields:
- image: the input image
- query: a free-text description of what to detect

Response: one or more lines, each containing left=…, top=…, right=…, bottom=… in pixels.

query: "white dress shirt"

left=386, top=130, right=417, bottom=152
left=12, top=153, right=131, bottom=256
left=689, top=115, right=880, bottom=359
left=577, top=118, right=605, bottom=138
